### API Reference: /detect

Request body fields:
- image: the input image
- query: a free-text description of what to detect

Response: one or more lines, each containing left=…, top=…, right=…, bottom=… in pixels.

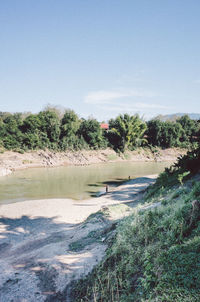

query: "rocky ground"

left=0, top=147, right=186, bottom=176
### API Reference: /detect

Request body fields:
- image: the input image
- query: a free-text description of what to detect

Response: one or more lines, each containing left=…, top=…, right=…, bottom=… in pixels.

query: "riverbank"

left=0, top=175, right=157, bottom=302
left=0, top=147, right=186, bottom=176
left=71, top=173, right=200, bottom=302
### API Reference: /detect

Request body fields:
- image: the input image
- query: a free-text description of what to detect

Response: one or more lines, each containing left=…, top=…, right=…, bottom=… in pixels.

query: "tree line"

left=0, top=107, right=199, bottom=153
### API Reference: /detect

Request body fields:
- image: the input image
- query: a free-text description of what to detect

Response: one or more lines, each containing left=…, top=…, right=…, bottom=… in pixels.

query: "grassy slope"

left=71, top=149, right=200, bottom=302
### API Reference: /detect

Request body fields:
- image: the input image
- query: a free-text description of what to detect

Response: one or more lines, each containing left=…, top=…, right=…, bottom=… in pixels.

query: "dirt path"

left=0, top=175, right=157, bottom=302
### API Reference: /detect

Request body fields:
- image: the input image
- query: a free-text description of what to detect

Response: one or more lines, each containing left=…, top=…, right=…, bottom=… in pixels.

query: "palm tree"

left=108, top=114, right=147, bottom=152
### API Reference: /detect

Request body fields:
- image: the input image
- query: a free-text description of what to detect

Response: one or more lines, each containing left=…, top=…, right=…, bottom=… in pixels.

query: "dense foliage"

left=0, top=109, right=199, bottom=152
left=71, top=147, right=200, bottom=301
left=145, top=147, right=200, bottom=199
left=107, top=114, right=147, bottom=152
left=146, top=115, right=200, bottom=149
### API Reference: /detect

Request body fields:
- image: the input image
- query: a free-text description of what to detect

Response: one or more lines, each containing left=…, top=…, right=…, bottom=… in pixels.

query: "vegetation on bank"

left=71, top=147, right=200, bottom=301
left=0, top=107, right=199, bottom=153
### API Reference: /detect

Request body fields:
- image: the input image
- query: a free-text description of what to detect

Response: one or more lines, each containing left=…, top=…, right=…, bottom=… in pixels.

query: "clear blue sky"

left=0, top=0, right=200, bottom=121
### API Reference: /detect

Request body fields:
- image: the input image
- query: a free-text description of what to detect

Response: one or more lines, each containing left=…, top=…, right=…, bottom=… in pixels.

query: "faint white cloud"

left=83, top=88, right=173, bottom=121
left=134, top=102, right=170, bottom=109
left=84, top=89, right=156, bottom=104
left=85, top=91, right=128, bottom=104
left=98, top=102, right=170, bottom=113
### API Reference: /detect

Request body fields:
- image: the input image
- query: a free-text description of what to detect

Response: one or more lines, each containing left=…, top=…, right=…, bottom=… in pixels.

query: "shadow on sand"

left=0, top=214, right=107, bottom=302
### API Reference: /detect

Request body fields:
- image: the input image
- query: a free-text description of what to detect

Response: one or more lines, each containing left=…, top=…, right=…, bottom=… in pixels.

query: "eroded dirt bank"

left=0, top=147, right=186, bottom=176
left=0, top=175, right=157, bottom=302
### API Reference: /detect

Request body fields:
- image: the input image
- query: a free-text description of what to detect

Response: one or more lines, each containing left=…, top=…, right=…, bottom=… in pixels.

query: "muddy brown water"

left=0, top=161, right=172, bottom=204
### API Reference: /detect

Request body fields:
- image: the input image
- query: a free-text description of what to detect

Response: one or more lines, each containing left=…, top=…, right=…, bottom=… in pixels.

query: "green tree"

left=78, top=118, right=107, bottom=149
left=177, top=115, right=200, bottom=144
left=108, top=114, right=147, bottom=152
left=147, top=119, right=184, bottom=148
left=163, top=122, right=184, bottom=148
left=1, top=114, right=24, bottom=150
left=21, top=114, right=41, bottom=133
left=21, top=113, right=56, bottom=150
left=60, top=110, right=81, bottom=150
left=37, top=110, right=61, bottom=148
left=146, top=119, right=163, bottom=146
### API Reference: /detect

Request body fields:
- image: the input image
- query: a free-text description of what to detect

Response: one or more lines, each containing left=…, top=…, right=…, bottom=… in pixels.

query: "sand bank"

left=0, top=175, right=156, bottom=302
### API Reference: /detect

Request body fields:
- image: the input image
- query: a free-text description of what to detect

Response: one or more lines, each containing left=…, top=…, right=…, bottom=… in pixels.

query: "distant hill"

left=153, top=113, right=200, bottom=122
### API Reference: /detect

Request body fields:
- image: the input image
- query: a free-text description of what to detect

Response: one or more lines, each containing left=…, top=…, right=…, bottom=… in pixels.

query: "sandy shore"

left=0, top=175, right=156, bottom=302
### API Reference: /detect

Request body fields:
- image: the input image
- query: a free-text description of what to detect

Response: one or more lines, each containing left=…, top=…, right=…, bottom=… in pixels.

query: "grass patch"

left=71, top=171, right=200, bottom=302
left=69, top=224, right=117, bottom=252
left=123, top=153, right=131, bottom=160
left=107, top=154, right=118, bottom=161
left=22, top=159, right=33, bottom=164
left=69, top=241, right=85, bottom=252
left=69, top=230, right=102, bottom=252
left=144, top=147, right=200, bottom=201
left=71, top=148, right=200, bottom=301
left=0, top=147, right=5, bottom=153
left=85, top=210, right=109, bottom=224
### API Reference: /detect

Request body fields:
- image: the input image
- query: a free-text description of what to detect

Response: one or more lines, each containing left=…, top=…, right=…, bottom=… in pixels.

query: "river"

left=0, top=161, right=172, bottom=204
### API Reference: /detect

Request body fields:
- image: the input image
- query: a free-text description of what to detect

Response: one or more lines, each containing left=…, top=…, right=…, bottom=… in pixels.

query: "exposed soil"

left=0, top=147, right=186, bottom=176
left=0, top=175, right=157, bottom=302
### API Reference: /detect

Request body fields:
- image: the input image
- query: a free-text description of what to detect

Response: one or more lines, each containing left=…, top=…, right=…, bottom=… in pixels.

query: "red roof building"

left=100, top=123, right=109, bottom=130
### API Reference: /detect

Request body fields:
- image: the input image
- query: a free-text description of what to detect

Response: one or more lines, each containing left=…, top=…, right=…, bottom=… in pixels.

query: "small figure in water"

left=128, top=176, right=131, bottom=180
left=106, top=185, right=109, bottom=193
